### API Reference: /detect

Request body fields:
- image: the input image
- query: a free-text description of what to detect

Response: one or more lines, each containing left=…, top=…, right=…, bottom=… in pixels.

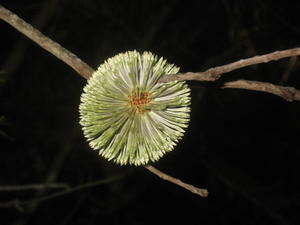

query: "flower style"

left=79, top=51, right=191, bottom=165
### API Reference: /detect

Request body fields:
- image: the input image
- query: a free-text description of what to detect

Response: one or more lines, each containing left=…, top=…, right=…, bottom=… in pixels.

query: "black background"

left=1, top=1, right=300, bottom=225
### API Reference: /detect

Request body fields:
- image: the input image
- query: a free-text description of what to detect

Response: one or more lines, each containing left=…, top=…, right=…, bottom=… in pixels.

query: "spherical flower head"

left=79, top=51, right=191, bottom=166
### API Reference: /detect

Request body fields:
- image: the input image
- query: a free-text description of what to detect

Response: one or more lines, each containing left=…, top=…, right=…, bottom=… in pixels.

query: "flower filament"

left=128, top=91, right=151, bottom=114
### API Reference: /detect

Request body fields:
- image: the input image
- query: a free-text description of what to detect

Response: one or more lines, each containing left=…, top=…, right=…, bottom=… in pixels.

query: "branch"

left=223, top=80, right=300, bottom=101
left=145, top=165, right=208, bottom=197
left=159, top=48, right=300, bottom=83
left=0, top=183, right=69, bottom=191
left=0, top=5, right=94, bottom=79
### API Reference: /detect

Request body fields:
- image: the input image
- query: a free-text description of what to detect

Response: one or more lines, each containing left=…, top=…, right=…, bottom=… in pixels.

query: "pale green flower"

left=79, top=51, right=190, bottom=166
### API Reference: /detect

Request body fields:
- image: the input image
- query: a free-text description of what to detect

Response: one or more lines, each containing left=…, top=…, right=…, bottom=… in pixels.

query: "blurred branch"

left=0, top=174, right=123, bottom=210
left=0, top=129, right=14, bottom=141
left=146, top=165, right=208, bottom=197
left=14, top=136, right=75, bottom=225
left=279, top=56, right=297, bottom=84
left=0, top=183, right=69, bottom=191
left=0, top=116, right=14, bottom=141
left=200, top=159, right=291, bottom=225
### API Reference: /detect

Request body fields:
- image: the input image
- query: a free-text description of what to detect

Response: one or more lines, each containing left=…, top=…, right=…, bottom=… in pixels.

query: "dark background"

left=1, top=0, right=300, bottom=225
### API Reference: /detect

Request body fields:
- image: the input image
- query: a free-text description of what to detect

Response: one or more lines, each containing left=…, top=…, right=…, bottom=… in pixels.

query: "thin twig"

left=223, top=80, right=300, bottom=101
left=159, top=47, right=300, bottom=83
left=0, top=174, right=123, bottom=209
left=2, top=0, right=59, bottom=79
left=0, top=5, right=94, bottom=79
left=145, top=165, right=208, bottom=197
left=0, top=183, right=69, bottom=191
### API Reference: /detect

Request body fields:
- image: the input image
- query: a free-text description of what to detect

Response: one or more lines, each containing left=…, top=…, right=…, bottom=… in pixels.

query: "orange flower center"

left=128, top=91, right=151, bottom=114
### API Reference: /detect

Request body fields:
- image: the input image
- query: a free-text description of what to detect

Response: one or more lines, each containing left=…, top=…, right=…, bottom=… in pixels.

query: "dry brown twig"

left=159, top=48, right=300, bottom=83
left=1, top=4, right=300, bottom=198
left=145, top=165, right=208, bottom=197
left=0, top=5, right=94, bottom=79
left=223, top=80, right=300, bottom=101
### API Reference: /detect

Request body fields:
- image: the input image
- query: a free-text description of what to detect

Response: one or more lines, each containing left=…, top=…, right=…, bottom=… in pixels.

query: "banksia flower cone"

left=79, top=51, right=190, bottom=165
